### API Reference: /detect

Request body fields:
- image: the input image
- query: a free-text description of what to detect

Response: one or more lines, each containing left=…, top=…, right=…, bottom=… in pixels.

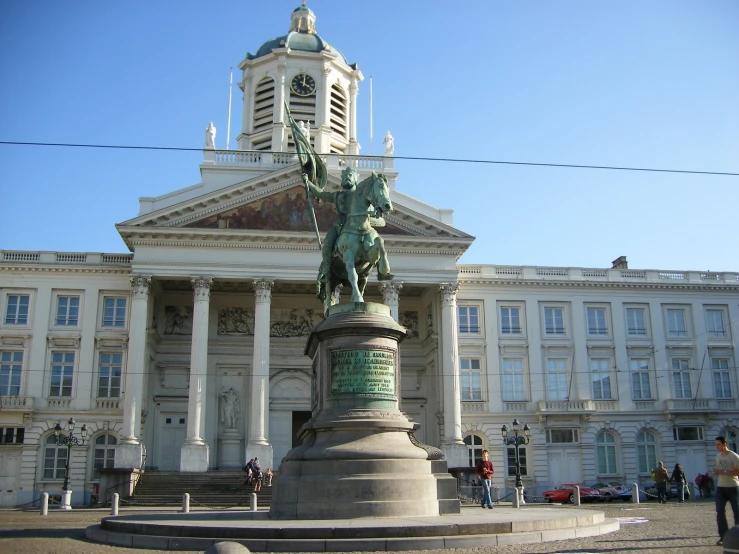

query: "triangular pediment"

left=117, top=165, right=474, bottom=253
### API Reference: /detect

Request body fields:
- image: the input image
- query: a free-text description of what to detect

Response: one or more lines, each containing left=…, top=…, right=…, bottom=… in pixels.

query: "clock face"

left=291, top=73, right=316, bottom=96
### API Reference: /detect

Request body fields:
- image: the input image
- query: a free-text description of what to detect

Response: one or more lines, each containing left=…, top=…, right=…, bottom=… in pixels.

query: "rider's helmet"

left=340, top=167, right=358, bottom=190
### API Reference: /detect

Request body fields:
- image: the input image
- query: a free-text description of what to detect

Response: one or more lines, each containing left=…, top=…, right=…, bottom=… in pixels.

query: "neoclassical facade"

left=1, top=3, right=738, bottom=506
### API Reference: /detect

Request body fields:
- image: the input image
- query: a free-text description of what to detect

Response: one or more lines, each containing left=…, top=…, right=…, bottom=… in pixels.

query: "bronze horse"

left=319, top=171, right=394, bottom=314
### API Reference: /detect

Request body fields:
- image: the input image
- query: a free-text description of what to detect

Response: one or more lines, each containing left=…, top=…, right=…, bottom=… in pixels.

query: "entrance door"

left=547, top=449, right=582, bottom=487
left=675, top=445, right=706, bottom=490
left=158, top=413, right=187, bottom=470
left=0, top=451, right=20, bottom=506
left=292, top=411, right=312, bottom=448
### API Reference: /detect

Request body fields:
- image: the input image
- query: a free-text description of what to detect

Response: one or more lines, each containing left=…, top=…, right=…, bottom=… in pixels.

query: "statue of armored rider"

left=302, top=167, right=394, bottom=299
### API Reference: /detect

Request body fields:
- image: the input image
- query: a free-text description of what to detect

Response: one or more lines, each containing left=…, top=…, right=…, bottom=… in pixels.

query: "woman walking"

left=672, top=463, right=688, bottom=503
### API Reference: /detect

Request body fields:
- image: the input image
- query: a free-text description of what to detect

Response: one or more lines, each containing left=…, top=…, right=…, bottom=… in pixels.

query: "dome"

left=252, top=32, right=347, bottom=64
left=247, top=2, right=348, bottom=64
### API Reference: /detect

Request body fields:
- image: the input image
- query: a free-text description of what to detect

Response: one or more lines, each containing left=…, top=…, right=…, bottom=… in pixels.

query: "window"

left=500, top=306, right=521, bottom=335
left=0, top=351, right=22, bottom=396
left=49, top=352, right=74, bottom=397
left=55, top=296, right=80, bottom=326
left=546, top=358, right=568, bottom=400
left=673, top=426, right=704, bottom=441
left=502, top=358, right=526, bottom=401
left=43, top=435, right=67, bottom=479
left=630, top=358, right=652, bottom=400
left=666, top=308, right=689, bottom=338
left=636, top=431, right=657, bottom=474
left=596, top=433, right=617, bottom=474
left=92, top=434, right=118, bottom=480
left=713, top=358, right=732, bottom=399
left=546, top=429, right=579, bottom=443
left=4, top=294, right=30, bottom=325
left=587, top=307, right=608, bottom=336
left=102, top=297, right=127, bottom=327
left=506, top=446, right=528, bottom=476
left=458, top=306, right=479, bottom=334
left=706, top=308, right=728, bottom=338
left=464, top=434, right=484, bottom=467
left=671, top=359, right=692, bottom=399
left=544, top=307, right=565, bottom=335
left=98, top=352, right=122, bottom=398
left=626, top=306, right=648, bottom=336
left=460, top=358, right=482, bottom=401
left=0, top=427, right=25, bottom=444
left=590, top=358, right=612, bottom=400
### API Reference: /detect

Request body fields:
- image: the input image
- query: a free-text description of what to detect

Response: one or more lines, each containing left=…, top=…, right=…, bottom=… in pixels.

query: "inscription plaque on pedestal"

left=330, top=349, right=395, bottom=398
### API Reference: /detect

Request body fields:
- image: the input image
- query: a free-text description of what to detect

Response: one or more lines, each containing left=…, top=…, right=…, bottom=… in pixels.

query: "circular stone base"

left=87, top=506, right=619, bottom=551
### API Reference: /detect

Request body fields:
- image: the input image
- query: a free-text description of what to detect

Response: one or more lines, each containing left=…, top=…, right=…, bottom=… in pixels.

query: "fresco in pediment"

left=184, top=186, right=409, bottom=234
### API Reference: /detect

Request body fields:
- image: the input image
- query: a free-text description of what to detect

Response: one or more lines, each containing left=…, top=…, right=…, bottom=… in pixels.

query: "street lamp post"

left=501, top=419, right=531, bottom=508
left=54, top=418, right=88, bottom=510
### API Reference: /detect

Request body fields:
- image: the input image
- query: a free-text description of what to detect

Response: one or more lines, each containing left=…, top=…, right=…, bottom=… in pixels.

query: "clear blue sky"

left=1, top=1, right=737, bottom=271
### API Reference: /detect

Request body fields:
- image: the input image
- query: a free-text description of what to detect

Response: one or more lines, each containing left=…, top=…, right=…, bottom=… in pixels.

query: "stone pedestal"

left=180, top=441, right=209, bottom=472
left=115, top=441, right=144, bottom=470
left=218, top=429, right=242, bottom=469
left=270, top=302, right=459, bottom=520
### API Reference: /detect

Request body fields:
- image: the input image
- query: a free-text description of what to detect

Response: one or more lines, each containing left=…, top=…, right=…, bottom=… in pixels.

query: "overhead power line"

left=1, top=141, right=737, bottom=177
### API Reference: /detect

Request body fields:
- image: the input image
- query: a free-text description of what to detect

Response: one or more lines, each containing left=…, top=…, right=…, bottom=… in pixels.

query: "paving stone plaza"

left=0, top=499, right=726, bottom=554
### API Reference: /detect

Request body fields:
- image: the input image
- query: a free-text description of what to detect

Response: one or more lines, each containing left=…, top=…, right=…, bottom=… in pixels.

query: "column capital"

left=380, top=281, right=403, bottom=303
left=129, top=275, right=152, bottom=299
left=191, top=276, right=213, bottom=302
left=253, top=278, right=275, bottom=303
left=438, top=282, right=459, bottom=305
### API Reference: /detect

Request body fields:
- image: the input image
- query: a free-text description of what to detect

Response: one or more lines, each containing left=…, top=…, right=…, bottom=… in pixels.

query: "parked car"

left=542, top=483, right=602, bottom=504
left=588, top=481, right=628, bottom=502
left=642, top=481, right=679, bottom=501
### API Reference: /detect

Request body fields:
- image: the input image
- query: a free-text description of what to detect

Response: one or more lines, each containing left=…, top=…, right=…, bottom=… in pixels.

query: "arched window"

left=464, top=433, right=484, bottom=467
left=43, top=434, right=67, bottom=480
left=596, top=432, right=617, bottom=474
left=252, top=77, right=275, bottom=151
left=636, top=430, right=657, bottom=474
left=93, top=434, right=118, bottom=480
left=329, top=84, right=347, bottom=139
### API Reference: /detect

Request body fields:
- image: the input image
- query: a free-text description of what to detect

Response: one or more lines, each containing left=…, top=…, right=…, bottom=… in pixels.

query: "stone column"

left=380, top=281, right=403, bottom=322
left=273, top=64, right=287, bottom=151
left=348, top=80, right=359, bottom=155
left=180, top=277, right=213, bottom=472
left=115, top=275, right=151, bottom=469
left=246, top=278, right=274, bottom=469
left=438, top=282, right=467, bottom=467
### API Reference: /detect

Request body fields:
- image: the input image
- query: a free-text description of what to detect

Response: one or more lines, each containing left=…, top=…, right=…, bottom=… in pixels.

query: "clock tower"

left=237, top=2, right=363, bottom=156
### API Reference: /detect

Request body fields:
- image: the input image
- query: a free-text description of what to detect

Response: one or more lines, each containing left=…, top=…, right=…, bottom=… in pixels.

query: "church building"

left=1, top=3, right=737, bottom=507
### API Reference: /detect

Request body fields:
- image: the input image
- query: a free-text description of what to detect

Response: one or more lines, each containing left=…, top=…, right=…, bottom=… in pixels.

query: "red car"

left=542, top=483, right=602, bottom=504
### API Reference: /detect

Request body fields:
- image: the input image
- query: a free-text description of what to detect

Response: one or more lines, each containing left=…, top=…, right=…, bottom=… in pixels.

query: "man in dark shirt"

left=475, top=449, right=495, bottom=509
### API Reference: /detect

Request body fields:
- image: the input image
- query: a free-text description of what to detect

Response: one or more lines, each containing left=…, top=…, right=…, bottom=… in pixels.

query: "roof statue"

left=204, top=122, right=216, bottom=149
left=383, top=131, right=394, bottom=157
left=285, top=103, right=395, bottom=315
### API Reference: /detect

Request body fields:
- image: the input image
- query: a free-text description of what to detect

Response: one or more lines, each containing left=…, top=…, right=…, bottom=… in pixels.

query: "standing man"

left=712, top=435, right=739, bottom=546
left=652, top=461, right=670, bottom=503
left=475, top=449, right=494, bottom=509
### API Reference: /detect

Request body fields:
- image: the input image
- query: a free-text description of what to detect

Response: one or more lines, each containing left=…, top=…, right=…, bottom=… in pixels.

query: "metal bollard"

left=574, top=485, right=581, bottom=506
left=632, top=483, right=640, bottom=504
left=512, top=487, right=520, bottom=508
left=182, top=492, right=190, bottom=513
left=250, top=492, right=257, bottom=512
left=111, top=493, right=119, bottom=515
left=40, top=492, right=48, bottom=516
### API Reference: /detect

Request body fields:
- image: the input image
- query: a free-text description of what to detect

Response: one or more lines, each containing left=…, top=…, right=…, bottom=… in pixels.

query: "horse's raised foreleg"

left=374, top=236, right=394, bottom=281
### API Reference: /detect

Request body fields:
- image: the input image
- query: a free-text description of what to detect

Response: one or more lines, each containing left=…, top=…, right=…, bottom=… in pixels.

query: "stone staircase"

left=129, top=471, right=274, bottom=508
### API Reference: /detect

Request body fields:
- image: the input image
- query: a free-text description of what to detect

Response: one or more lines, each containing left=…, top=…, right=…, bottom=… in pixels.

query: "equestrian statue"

left=285, top=103, right=395, bottom=315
